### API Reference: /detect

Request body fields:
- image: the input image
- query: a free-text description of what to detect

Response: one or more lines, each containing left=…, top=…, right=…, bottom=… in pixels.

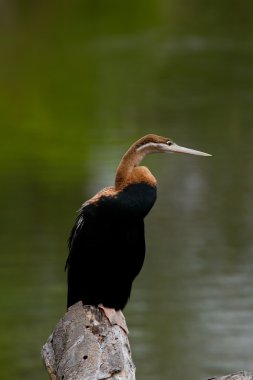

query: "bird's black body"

left=65, top=134, right=210, bottom=314
left=66, top=183, right=157, bottom=310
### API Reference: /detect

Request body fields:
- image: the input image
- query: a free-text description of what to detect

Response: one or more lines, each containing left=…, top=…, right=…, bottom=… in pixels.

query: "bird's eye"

left=167, top=141, right=173, bottom=146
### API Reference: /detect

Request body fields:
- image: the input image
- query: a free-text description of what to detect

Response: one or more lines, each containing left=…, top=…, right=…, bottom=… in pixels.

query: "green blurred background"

left=1, top=1, right=253, bottom=379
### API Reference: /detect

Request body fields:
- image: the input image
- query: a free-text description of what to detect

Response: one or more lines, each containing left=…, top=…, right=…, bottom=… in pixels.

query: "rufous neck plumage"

left=115, top=142, right=157, bottom=190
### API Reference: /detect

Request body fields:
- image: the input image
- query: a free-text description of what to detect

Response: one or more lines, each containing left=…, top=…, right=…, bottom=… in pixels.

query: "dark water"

left=1, top=2, right=253, bottom=379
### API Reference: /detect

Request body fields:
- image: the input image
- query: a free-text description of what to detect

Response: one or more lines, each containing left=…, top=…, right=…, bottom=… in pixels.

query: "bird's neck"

left=115, top=148, right=156, bottom=190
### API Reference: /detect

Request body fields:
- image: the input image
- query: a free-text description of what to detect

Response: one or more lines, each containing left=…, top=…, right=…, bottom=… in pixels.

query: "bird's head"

left=134, top=134, right=211, bottom=157
left=115, top=134, right=211, bottom=189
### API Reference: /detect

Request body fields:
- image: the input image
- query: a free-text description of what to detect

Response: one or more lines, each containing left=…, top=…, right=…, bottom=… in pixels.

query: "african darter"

left=66, top=134, right=211, bottom=331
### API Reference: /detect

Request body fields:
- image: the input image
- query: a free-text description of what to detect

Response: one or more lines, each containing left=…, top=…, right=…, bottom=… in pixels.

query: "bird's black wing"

left=65, top=196, right=146, bottom=310
left=65, top=213, right=84, bottom=269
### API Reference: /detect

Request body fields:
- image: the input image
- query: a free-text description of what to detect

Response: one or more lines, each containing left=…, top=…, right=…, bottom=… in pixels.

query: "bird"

left=65, top=134, right=211, bottom=331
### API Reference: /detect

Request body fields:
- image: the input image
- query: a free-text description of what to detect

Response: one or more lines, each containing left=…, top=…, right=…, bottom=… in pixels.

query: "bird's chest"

left=91, top=183, right=157, bottom=223
left=114, top=183, right=157, bottom=219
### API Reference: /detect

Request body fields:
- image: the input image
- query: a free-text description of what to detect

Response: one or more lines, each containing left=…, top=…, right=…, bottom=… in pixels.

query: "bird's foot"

left=98, top=304, right=129, bottom=335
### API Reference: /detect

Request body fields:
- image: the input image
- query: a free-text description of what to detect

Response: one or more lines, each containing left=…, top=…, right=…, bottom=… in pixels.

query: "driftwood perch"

left=42, top=302, right=253, bottom=380
left=41, top=302, right=135, bottom=380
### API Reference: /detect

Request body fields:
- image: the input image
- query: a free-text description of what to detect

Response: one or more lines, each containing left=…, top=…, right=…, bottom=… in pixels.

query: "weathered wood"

left=42, top=302, right=253, bottom=380
left=207, top=372, right=253, bottom=380
left=41, top=302, right=136, bottom=380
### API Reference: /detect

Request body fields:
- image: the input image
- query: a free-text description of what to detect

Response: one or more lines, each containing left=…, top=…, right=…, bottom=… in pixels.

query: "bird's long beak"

left=168, top=143, right=212, bottom=157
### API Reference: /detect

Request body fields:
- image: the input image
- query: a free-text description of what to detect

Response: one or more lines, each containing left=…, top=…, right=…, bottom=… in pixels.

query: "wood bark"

left=41, top=302, right=136, bottom=380
left=41, top=302, right=253, bottom=380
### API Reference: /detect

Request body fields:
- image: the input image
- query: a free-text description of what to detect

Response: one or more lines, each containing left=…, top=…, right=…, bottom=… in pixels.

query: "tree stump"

left=41, top=302, right=253, bottom=380
left=41, top=302, right=136, bottom=380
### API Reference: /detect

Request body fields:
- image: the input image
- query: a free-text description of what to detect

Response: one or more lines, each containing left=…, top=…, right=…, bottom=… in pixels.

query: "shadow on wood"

left=41, top=302, right=136, bottom=380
